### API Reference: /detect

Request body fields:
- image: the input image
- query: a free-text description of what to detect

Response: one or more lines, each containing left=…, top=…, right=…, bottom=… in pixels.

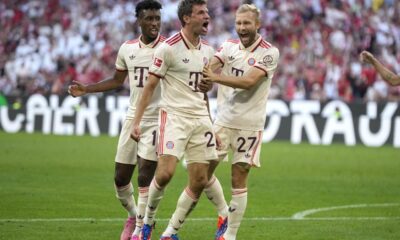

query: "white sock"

left=143, top=179, right=164, bottom=225
left=132, top=186, right=149, bottom=235
left=115, top=183, right=137, bottom=218
left=223, top=188, right=247, bottom=240
left=163, top=187, right=198, bottom=236
left=204, top=175, right=228, bottom=218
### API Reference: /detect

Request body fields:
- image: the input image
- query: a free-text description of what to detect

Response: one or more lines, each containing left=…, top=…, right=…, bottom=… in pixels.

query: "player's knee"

left=155, top=171, right=174, bottom=186
left=137, top=172, right=152, bottom=187
left=231, top=164, right=249, bottom=188
left=191, top=174, right=208, bottom=189
left=114, top=174, right=131, bottom=187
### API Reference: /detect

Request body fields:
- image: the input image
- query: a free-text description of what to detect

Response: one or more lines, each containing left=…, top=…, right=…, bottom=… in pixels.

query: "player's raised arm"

left=68, top=70, right=127, bottom=97
left=360, top=50, right=400, bottom=86
left=130, top=73, right=160, bottom=141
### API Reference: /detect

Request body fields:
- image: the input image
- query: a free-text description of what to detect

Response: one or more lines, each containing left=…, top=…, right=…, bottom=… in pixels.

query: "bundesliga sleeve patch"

left=259, top=55, right=273, bottom=67
left=154, top=58, right=163, bottom=68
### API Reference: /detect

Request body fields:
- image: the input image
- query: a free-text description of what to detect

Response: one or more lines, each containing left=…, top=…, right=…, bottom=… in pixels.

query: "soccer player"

left=202, top=4, right=280, bottom=240
left=130, top=0, right=223, bottom=239
left=360, top=50, right=400, bottom=86
left=67, top=1, right=164, bottom=239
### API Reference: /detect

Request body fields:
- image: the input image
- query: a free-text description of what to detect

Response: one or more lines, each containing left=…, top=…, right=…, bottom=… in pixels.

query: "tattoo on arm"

left=384, top=73, right=394, bottom=82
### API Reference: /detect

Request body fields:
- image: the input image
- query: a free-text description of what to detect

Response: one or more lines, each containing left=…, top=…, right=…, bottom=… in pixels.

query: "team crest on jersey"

left=154, top=58, right=163, bottom=68
left=166, top=141, right=174, bottom=149
left=203, top=57, right=209, bottom=65
left=248, top=58, right=256, bottom=66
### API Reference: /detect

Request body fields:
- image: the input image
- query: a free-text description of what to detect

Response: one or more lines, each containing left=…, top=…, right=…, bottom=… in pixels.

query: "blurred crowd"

left=1, top=0, right=399, bottom=102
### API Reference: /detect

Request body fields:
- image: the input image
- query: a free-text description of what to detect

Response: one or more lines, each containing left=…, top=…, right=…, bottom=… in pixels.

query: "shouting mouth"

left=202, top=21, right=209, bottom=32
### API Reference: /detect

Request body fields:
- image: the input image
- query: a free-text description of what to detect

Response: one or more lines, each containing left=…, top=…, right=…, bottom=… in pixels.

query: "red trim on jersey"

left=116, top=68, right=127, bottom=72
left=158, top=110, right=167, bottom=155
left=227, top=39, right=240, bottom=44
left=251, top=39, right=263, bottom=52
left=149, top=72, right=163, bottom=79
left=201, top=39, right=210, bottom=45
left=260, top=40, right=271, bottom=49
left=152, top=35, right=165, bottom=48
left=166, top=33, right=182, bottom=46
left=159, top=35, right=167, bottom=42
left=125, top=39, right=139, bottom=44
left=214, top=55, right=224, bottom=67
left=249, top=131, right=262, bottom=166
left=254, top=66, right=268, bottom=76
left=180, top=32, right=191, bottom=49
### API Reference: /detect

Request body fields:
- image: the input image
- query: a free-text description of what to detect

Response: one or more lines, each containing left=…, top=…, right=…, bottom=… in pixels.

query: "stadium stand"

left=0, top=0, right=399, bottom=101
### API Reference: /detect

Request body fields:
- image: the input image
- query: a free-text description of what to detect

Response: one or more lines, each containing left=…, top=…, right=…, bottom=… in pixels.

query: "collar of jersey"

left=180, top=30, right=201, bottom=50
left=139, top=34, right=161, bottom=49
left=239, top=34, right=262, bottom=52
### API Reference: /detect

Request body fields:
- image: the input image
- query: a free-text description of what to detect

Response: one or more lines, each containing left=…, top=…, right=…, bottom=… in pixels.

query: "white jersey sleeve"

left=254, top=47, right=280, bottom=76
left=115, top=44, right=128, bottom=71
left=214, top=40, right=233, bottom=66
left=149, top=43, right=172, bottom=78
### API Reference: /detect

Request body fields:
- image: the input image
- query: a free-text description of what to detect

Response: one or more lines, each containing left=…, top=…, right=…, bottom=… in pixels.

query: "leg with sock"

left=162, top=187, right=198, bottom=237
left=221, top=163, right=250, bottom=240
left=114, top=162, right=136, bottom=240
left=131, top=157, right=157, bottom=239
left=140, top=155, right=178, bottom=240
left=161, top=162, right=209, bottom=238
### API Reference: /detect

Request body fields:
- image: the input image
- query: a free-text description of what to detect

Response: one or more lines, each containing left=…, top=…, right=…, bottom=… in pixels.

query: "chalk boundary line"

left=1, top=203, right=399, bottom=223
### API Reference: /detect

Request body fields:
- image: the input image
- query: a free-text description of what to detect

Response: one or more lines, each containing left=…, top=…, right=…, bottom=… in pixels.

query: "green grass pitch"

left=0, top=131, right=399, bottom=239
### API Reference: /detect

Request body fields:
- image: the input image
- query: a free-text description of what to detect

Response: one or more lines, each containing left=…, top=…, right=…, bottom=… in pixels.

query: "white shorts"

left=158, top=110, right=218, bottom=164
left=115, top=118, right=158, bottom=164
left=214, top=125, right=263, bottom=167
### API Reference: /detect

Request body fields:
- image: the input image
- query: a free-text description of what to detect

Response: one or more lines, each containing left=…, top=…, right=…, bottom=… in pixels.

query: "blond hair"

left=236, top=4, right=261, bottom=22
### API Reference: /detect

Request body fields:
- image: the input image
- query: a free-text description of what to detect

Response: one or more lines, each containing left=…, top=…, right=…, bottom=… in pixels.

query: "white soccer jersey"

left=115, top=34, right=166, bottom=120
left=214, top=36, right=279, bottom=131
left=149, top=31, right=215, bottom=117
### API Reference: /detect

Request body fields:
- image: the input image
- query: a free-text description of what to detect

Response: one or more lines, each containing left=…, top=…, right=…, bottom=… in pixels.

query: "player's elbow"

left=242, top=79, right=257, bottom=90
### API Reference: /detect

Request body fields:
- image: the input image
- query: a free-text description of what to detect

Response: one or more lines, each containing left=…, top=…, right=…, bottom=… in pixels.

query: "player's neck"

left=181, top=27, right=200, bottom=47
left=140, top=34, right=157, bottom=45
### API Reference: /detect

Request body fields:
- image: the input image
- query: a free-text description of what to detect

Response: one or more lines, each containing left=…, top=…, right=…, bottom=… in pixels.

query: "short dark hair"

left=135, top=0, right=162, bottom=18
left=177, top=0, right=207, bottom=26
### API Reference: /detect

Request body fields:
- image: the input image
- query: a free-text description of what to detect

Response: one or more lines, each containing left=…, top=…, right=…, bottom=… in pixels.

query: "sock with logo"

left=223, top=188, right=248, bottom=240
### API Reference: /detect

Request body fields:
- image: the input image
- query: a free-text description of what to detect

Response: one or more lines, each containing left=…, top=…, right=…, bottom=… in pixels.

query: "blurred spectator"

left=0, top=0, right=399, bottom=102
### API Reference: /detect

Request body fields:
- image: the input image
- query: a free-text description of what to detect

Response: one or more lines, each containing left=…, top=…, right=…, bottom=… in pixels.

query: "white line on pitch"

left=292, top=203, right=400, bottom=220
left=1, top=216, right=400, bottom=223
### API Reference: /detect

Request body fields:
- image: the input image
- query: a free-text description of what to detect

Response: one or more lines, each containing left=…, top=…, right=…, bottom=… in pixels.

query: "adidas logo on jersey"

left=182, top=58, right=190, bottom=63
left=129, top=54, right=136, bottom=60
left=228, top=56, right=235, bottom=61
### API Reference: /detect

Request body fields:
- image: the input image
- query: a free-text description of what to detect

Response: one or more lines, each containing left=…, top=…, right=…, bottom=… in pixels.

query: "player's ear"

left=183, top=15, right=190, bottom=25
left=255, top=19, right=261, bottom=30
